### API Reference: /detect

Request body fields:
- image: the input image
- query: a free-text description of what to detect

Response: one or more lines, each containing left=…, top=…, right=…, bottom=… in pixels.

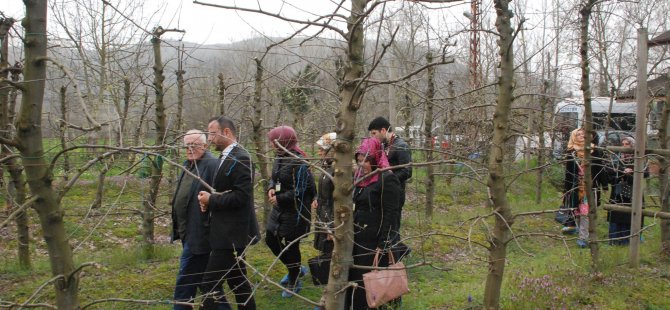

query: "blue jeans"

left=174, top=243, right=210, bottom=310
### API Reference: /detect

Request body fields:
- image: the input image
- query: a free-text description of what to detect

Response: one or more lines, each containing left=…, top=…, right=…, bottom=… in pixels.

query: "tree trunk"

left=19, top=1, right=80, bottom=307
left=444, top=80, right=455, bottom=187
left=218, top=72, right=225, bottom=115
left=176, top=51, right=185, bottom=134
left=388, top=58, right=397, bottom=127
left=91, top=162, right=109, bottom=209
left=143, top=27, right=170, bottom=257
left=120, top=77, right=130, bottom=161
left=579, top=0, right=600, bottom=270
left=122, top=77, right=130, bottom=138
left=535, top=80, right=549, bottom=204
left=659, top=74, right=670, bottom=256
left=403, top=88, right=413, bottom=146
left=482, top=1, right=515, bottom=308
left=250, top=58, right=271, bottom=225
left=59, top=86, right=70, bottom=179
left=324, top=0, right=366, bottom=309
left=1, top=18, right=30, bottom=269
left=424, top=52, right=435, bottom=218
left=133, top=90, right=149, bottom=150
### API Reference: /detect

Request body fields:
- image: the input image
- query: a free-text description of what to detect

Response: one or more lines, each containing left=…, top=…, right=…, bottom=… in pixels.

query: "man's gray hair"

left=184, top=129, right=207, bottom=144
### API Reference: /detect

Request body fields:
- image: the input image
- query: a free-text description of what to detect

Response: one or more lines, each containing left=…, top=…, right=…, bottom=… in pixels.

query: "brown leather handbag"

left=362, top=249, right=410, bottom=308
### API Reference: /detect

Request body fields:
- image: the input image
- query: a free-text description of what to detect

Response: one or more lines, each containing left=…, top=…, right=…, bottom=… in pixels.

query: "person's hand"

left=311, top=200, right=318, bottom=210
left=268, top=189, right=277, bottom=206
left=198, top=191, right=210, bottom=212
left=624, top=168, right=633, bottom=174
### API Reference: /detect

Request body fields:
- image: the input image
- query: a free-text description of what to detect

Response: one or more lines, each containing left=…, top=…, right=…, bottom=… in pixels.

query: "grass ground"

left=1, top=158, right=670, bottom=309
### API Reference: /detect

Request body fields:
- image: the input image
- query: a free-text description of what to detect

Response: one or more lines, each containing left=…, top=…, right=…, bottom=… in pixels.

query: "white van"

left=554, top=97, right=638, bottom=132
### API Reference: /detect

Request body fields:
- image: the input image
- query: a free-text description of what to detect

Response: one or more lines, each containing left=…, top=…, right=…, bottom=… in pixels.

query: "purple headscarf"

left=355, top=138, right=390, bottom=187
left=268, top=126, right=307, bottom=157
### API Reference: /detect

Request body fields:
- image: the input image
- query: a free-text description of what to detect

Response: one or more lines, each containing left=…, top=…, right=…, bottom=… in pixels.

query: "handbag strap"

left=387, top=248, right=396, bottom=265
left=372, top=249, right=381, bottom=268
left=372, top=248, right=397, bottom=267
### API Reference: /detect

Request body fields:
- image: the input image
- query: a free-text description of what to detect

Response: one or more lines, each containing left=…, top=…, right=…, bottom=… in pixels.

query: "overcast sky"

left=3, top=0, right=602, bottom=95
left=2, top=0, right=377, bottom=44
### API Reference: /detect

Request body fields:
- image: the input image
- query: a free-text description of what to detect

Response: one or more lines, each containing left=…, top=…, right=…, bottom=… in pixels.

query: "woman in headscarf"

left=265, top=126, right=316, bottom=298
left=345, top=137, right=402, bottom=310
left=312, top=132, right=336, bottom=256
left=606, top=136, right=647, bottom=245
left=562, top=128, right=607, bottom=248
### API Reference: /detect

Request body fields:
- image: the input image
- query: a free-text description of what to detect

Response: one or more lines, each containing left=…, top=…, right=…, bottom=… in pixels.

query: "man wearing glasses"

left=171, top=130, right=220, bottom=309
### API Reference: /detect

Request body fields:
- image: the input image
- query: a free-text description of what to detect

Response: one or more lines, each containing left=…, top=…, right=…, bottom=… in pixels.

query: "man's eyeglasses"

left=184, top=143, right=205, bottom=150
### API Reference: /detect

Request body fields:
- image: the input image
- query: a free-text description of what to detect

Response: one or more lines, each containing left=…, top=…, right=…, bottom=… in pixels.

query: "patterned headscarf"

left=567, top=128, right=596, bottom=159
left=316, top=132, right=337, bottom=151
left=268, top=126, right=306, bottom=157
left=355, top=138, right=390, bottom=187
left=567, top=128, right=585, bottom=152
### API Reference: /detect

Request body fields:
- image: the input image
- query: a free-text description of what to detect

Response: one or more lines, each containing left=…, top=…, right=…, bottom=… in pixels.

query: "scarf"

left=355, top=138, right=390, bottom=188
left=267, top=126, right=307, bottom=157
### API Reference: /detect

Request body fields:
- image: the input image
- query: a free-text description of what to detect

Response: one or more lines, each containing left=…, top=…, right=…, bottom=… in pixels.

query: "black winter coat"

left=606, top=153, right=649, bottom=224
left=207, top=145, right=261, bottom=250
left=386, top=136, right=412, bottom=187
left=171, top=151, right=219, bottom=255
left=314, top=163, right=334, bottom=252
left=353, top=171, right=401, bottom=250
left=266, top=154, right=316, bottom=238
left=563, top=149, right=608, bottom=213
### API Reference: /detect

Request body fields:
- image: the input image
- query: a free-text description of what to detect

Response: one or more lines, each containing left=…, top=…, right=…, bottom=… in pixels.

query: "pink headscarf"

left=268, top=126, right=307, bottom=157
left=355, top=138, right=390, bottom=187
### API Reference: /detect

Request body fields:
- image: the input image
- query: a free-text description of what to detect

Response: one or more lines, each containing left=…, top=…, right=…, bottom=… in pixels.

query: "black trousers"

left=265, top=231, right=302, bottom=286
left=201, top=249, right=255, bottom=310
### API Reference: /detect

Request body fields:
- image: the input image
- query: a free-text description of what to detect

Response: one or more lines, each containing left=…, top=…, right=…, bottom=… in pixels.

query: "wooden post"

left=630, top=28, right=648, bottom=268
left=603, top=204, right=670, bottom=220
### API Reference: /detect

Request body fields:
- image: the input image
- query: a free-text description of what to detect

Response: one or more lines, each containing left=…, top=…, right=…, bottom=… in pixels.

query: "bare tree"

left=578, top=0, right=599, bottom=269
left=324, top=0, right=367, bottom=307
left=0, top=16, right=30, bottom=270
left=14, top=1, right=80, bottom=307
left=424, top=51, right=436, bottom=218
left=483, top=0, right=517, bottom=308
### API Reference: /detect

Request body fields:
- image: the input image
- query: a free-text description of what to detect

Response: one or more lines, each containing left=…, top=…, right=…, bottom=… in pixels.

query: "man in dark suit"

left=171, top=130, right=219, bottom=310
left=368, top=116, right=412, bottom=223
left=198, top=116, right=261, bottom=310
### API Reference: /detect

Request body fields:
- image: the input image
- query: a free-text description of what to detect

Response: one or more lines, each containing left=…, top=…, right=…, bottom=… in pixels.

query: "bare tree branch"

left=193, top=1, right=347, bottom=37
left=0, top=196, right=38, bottom=228
left=36, top=56, right=101, bottom=129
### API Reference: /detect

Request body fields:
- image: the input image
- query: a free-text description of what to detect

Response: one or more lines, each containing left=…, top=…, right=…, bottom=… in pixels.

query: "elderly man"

left=171, top=130, right=220, bottom=309
left=198, top=116, right=260, bottom=310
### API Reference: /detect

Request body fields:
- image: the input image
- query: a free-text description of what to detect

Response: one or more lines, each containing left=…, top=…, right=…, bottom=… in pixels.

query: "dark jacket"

left=607, top=153, right=649, bottom=224
left=386, top=135, right=412, bottom=188
left=207, top=145, right=261, bottom=250
left=314, top=163, right=334, bottom=252
left=266, top=154, right=316, bottom=238
left=353, top=171, right=401, bottom=250
left=171, top=151, right=219, bottom=254
left=563, top=149, right=608, bottom=212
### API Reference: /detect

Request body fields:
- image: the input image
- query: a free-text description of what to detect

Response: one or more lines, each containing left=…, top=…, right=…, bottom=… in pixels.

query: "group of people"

left=560, top=127, right=647, bottom=248
left=170, top=115, right=412, bottom=310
